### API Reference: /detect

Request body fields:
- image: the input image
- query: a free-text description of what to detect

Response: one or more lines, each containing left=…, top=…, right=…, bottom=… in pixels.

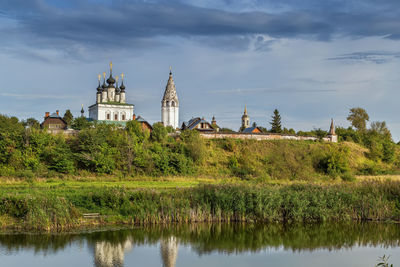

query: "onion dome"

left=115, top=77, right=120, bottom=94
left=101, top=72, right=107, bottom=90
left=106, top=61, right=115, bottom=87
left=97, top=75, right=102, bottom=93
left=120, top=81, right=125, bottom=92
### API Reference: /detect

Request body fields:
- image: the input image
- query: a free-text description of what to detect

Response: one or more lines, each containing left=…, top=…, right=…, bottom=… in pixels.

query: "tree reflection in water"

left=0, top=222, right=399, bottom=267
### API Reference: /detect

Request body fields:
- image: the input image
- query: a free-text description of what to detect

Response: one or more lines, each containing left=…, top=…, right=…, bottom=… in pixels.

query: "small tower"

left=327, top=119, right=338, bottom=142
left=106, top=62, right=116, bottom=102
left=101, top=72, right=107, bottom=103
left=96, top=74, right=102, bottom=103
left=120, top=73, right=126, bottom=103
left=211, top=116, right=217, bottom=126
left=81, top=104, right=85, bottom=118
left=241, top=105, right=250, bottom=130
left=161, top=67, right=179, bottom=129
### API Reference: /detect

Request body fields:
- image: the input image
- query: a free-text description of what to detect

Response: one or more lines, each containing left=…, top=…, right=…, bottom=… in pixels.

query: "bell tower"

left=161, top=67, right=179, bottom=129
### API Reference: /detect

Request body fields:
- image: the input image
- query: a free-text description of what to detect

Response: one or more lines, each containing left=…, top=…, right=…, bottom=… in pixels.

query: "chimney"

left=45, top=112, right=50, bottom=118
left=56, top=110, right=59, bottom=116
left=132, top=114, right=136, bottom=120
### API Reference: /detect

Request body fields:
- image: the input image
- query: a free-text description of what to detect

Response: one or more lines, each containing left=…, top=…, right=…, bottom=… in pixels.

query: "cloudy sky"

left=1, top=0, right=400, bottom=139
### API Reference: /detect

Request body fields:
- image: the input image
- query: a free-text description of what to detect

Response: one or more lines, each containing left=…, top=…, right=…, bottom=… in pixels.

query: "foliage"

left=23, top=118, right=40, bottom=129
left=63, top=110, right=74, bottom=126
left=269, top=109, right=282, bottom=133
left=71, top=117, right=92, bottom=130
left=1, top=180, right=400, bottom=230
left=151, top=122, right=168, bottom=142
left=347, top=107, right=369, bottom=131
left=375, top=255, right=393, bottom=267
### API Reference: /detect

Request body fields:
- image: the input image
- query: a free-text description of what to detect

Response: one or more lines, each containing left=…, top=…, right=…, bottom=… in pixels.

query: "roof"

left=182, top=117, right=215, bottom=132
left=242, top=126, right=261, bottom=133
left=136, top=116, right=153, bottom=130
left=162, top=71, right=179, bottom=104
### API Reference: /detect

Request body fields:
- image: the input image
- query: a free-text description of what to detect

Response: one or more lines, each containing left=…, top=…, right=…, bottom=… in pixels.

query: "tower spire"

left=244, top=104, right=247, bottom=115
left=329, top=118, right=335, bottom=135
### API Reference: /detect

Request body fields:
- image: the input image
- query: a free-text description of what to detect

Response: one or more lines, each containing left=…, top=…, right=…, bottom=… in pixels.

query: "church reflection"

left=92, top=238, right=133, bottom=267
left=160, top=236, right=179, bottom=267
left=91, top=235, right=179, bottom=267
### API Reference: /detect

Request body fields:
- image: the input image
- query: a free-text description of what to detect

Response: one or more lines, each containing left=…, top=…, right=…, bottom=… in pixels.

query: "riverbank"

left=0, top=178, right=399, bottom=231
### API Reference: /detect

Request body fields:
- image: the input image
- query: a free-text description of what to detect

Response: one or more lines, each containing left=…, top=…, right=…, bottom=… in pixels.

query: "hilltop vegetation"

left=0, top=111, right=399, bottom=181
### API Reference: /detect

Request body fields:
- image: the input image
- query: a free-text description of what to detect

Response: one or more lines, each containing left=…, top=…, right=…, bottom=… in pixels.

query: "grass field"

left=1, top=174, right=399, bottom=192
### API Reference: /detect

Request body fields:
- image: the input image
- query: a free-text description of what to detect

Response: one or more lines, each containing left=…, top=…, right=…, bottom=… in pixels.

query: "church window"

left=114, top=114, right=118, bottom=121
left=171, top=101, right=175, bottom=107
left=122, top=114, right=125, bottom=120
left=106, top=113, right=110, bottom=120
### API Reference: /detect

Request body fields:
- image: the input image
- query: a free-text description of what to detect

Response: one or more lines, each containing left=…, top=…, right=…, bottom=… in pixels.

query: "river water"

left=0, top=222, right=399, bottom=267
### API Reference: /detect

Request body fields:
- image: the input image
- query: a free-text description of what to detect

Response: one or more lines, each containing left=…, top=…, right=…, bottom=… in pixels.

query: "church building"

left=161, top=68, right=179, bottom=129
left=88, top=62, right=134, bottom=123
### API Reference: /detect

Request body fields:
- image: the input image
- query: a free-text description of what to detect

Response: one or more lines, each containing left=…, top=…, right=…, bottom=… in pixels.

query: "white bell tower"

left=161, top=67, right=179, bottom=129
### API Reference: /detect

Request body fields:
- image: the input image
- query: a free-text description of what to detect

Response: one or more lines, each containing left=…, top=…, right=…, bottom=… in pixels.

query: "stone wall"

left=199, top=132, right=337, bottom=142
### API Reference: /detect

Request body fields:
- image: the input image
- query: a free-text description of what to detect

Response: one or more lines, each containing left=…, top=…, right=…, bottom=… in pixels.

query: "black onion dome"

left=120, top=81, right=125, bottom=91
left=97, top=83, right=102, bottom=92
left=102, top=80, right=107, bottom=90
left=107, top=73, right=115, bottom=86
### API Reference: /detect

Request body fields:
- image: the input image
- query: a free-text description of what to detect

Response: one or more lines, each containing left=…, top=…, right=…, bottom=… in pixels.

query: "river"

left=0, top=222, right=399, bottom=266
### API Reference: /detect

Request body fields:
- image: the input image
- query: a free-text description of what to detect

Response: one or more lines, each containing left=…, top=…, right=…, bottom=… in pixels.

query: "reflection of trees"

left=0, top=222, right=399, bottom=260
left=160, top=236, right=178, bottom=267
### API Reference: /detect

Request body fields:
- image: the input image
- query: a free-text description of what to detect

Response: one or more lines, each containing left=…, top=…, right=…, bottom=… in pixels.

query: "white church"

left=89, top=62, right=134, bottom=123
left=88, top=63, right=180, bottom=128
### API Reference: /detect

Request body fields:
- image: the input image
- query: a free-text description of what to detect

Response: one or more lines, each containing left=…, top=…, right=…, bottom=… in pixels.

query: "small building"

left=242, top=126, right=262, bottom=134
left=134, top=115, right=153, bottom=133
left=181, top=117, right=216, bottom=132
left=41, top=110, right=67, bottom=130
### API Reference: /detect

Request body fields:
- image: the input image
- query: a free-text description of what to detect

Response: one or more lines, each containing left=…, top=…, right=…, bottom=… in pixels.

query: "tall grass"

left=0, top=180, right=399, bottom=231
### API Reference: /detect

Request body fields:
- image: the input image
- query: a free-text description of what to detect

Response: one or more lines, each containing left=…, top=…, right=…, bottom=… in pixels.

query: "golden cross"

left=98, top=74, right=101, bottom=81
left=121, top=73, right=124, bottom=80
left=110, top=61, right=113, bottom=70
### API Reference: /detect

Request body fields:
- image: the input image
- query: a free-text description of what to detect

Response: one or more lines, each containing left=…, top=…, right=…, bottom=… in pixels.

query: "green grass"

left=0, top=179, right=399, bottom=231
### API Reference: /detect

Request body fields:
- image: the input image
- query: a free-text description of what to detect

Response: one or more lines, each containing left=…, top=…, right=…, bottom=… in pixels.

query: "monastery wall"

left=199, top=132, right=336, bottom=142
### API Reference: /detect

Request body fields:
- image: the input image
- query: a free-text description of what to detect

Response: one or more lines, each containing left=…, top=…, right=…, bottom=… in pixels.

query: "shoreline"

left=0, top=180, right=399, bottom=233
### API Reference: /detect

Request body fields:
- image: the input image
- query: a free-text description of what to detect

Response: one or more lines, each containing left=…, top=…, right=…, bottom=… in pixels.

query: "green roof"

left=96, top=120, right=128, bottom=126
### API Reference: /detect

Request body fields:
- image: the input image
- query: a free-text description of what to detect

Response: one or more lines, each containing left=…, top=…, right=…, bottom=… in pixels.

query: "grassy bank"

left=0, top=180, right=399, bottom=231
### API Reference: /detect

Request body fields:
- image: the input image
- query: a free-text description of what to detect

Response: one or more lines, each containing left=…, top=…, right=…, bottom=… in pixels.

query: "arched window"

left=171, top=101, right=175, bottom=107
left=122, top=114, right=126, bottom=120
left=106, top=112, right=111, bottom=120
left=114, top=113, right=118, bottom=121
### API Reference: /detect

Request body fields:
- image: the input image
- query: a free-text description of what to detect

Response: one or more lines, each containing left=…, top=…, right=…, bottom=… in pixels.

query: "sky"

left=1, top=0, right=400, bottom=139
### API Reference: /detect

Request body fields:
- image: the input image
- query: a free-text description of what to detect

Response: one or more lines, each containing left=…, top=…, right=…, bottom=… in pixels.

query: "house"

left=41, top=111, right=67, bottom=130
left=134, top=115, right=153, bottom=132
left=242, top=126, right=262, bottom=134
left=181, top=117, right=217, bottom=132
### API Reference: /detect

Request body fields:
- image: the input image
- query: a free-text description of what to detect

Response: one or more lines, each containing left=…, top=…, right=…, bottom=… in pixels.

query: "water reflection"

left=93, top=238, right=133, bottom=267
left=0, top=222, right=399, bottom=267
left=160, top=236, right=178, bottom=267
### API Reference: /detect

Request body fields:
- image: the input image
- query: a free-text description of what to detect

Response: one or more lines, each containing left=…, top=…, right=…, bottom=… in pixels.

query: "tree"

left=71, top=117, right=91, bottom=130
left=63, top=110, right=74, bottom=126
left=23, top=118, right=40, bottom=129
left=370, top=121, right=391, bottom=139
left=151, top=123, right=168, bottom=142
left=347, top=107, right=369, bottom=131
left=252, top=122, right=257, bottom=127
left=270, top=109, right=282, bottom=133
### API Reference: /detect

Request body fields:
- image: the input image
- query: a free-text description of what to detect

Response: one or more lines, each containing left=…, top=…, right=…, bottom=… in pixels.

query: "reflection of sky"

left=1, top=241, right=399, bottom=267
